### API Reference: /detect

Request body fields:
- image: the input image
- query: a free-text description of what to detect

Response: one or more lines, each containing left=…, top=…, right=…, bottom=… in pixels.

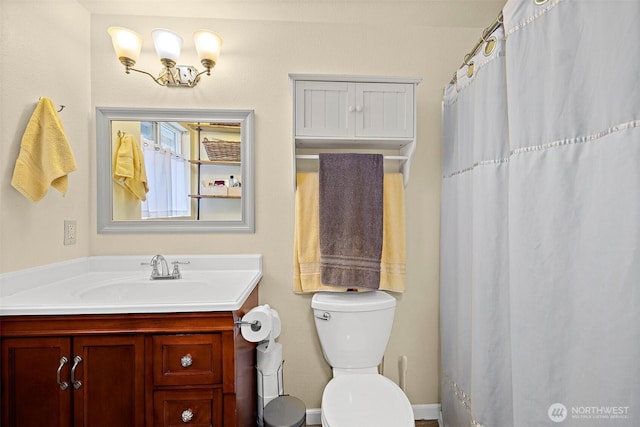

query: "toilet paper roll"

left=260, top=377, right=282, bottom=403
left=257, top=342, right=284, bottom=425
left=240, top=305, right=273, bottom=343
left=257, top=342, right=283, bottom=375
left=270, top=308, right=281, bottom=340
left=263, top=307, right=280, bottom=350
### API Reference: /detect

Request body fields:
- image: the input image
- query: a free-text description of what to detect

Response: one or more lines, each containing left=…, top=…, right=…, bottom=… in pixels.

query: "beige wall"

left=0, top=0, right=91, bottom=271
left=1, top=0, right=483, bottom=409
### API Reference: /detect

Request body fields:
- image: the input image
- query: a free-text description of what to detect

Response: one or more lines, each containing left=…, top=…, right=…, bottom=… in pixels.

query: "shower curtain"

left=440, top=1, right=640, bottom=426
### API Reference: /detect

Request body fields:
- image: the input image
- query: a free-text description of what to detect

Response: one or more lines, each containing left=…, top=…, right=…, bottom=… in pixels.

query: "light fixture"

left=107, top=27, right=222, bottom=88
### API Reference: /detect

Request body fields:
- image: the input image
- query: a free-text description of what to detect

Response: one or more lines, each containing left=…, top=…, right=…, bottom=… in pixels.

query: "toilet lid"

left=321, top=374, right=414, bottom=427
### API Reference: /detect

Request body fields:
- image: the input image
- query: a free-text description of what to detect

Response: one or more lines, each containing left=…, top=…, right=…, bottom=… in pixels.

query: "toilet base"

left=320, top=373, right=414, bottom=427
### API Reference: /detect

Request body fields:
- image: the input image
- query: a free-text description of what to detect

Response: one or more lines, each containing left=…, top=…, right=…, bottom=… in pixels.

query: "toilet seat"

left=321, top=374, right=414, bottom=427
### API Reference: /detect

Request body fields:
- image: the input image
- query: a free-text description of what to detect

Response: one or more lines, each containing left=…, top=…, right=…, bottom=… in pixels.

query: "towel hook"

left=38, top=97, right=65, bottom=112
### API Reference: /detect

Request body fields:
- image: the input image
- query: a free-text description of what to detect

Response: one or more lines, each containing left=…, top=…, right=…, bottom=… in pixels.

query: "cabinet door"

left=1, top=337, right=72, bottom=427
left=72, top=335, right=145, bottom=427
left=295, top=81, right=354, bottom=138
left=355, top=82, right=414, bottom=138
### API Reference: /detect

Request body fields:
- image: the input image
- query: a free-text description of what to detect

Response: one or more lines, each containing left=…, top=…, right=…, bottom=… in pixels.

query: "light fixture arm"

left=124, top=65, right=171, bottom=87
left=121, top=63, right=206, bottom=88
left=193, top=61, right=215, bottom=79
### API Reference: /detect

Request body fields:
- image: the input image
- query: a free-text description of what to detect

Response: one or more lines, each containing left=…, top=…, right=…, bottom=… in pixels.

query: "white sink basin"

left=79, top=279, right=209, bottom=303
left=0, top=255, right=262, bottom=315
left=78, top=273, right=251, bottom=304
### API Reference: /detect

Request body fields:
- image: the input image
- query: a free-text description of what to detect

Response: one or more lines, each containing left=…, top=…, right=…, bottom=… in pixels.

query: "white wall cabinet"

left=290, top=74, right=421, bottom=187
left=294, top=80, right=414, bottom=140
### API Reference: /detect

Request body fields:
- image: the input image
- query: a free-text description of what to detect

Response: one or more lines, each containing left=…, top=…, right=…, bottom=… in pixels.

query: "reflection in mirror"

left=96, top=108, right=254, bottom=233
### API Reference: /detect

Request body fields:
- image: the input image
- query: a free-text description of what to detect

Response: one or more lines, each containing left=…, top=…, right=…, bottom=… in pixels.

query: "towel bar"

left=294, top=154, right=412, bottom=188
left=295, top=154, right=408, bottom=161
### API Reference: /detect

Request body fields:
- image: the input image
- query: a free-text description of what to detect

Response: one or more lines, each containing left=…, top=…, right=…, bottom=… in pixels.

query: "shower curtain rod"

left=449, top=11, right=504, bottom=85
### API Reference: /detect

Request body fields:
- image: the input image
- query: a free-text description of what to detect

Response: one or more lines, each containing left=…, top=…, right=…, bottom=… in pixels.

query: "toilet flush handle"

left=315, top=312, right=331, bottom=321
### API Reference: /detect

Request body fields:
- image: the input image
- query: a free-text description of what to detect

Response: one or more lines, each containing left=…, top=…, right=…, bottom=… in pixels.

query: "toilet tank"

left=311, top=291, right=396, bottom=370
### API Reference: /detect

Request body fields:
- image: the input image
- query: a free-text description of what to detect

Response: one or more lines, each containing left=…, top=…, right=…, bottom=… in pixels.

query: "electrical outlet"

left=64, top=220, right=77, bottom=245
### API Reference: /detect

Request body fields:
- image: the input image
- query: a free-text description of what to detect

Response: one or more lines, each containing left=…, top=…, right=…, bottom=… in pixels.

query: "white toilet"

left=311, top=291, right=414, bottom=427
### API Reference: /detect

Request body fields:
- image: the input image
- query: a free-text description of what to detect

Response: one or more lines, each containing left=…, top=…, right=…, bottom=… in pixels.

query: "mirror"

left=96, top=107, right=254, bottom=233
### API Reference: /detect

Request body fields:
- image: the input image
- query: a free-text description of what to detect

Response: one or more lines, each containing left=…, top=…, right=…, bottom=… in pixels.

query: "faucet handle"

left=141, top=259, right=160, bottom=276
left=171, top=260, right=190, bottom=278
left=172, top=260, right=190, bottom=267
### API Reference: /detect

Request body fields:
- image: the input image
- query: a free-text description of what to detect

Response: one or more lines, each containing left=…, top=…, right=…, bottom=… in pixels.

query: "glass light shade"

left=107, top=27, right=143, bottom=64
left=193, top=30, right=223, bottom=64
left=151, top=29, right=183, bottom=63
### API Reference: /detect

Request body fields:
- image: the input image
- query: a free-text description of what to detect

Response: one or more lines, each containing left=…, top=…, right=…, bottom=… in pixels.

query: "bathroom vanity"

left=0, top=255, right=262, bottom=427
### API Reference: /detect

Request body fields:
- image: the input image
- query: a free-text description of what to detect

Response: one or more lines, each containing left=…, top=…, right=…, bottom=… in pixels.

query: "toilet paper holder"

left=235, top=319, right=262, bottom=332
left=257, top=360, right=285, bottom=397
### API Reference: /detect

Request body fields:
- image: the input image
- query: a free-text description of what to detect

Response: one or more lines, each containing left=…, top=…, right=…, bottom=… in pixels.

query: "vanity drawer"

left=153, top=388, right=222, bottom=427
left=152, top=334, right=222, bottom=386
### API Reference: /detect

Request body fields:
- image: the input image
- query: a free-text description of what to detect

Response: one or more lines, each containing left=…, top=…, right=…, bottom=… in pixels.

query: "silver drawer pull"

left=181, top=408, right=194, bottom=423
left=71, top=356, right=83, bottom=389
left=57, top=357, right=69, bottom=390
left=180, top=354, right=193, bottom=368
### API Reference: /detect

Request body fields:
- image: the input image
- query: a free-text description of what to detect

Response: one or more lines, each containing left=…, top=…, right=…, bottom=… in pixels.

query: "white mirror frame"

left=96, top=107, right=255, bottom=233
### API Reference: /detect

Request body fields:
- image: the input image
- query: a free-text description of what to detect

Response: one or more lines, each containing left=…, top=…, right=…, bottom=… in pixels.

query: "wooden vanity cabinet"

left=0, top=288, right=258, bottom=427
left=1, top=334, right=145, bottom=427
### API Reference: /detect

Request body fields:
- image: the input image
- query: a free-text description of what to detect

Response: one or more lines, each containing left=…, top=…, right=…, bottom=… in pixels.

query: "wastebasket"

left=263, top=395, right=306, bottom=427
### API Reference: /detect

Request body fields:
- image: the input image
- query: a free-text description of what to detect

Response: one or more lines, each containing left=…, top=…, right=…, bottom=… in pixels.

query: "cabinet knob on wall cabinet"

left=56, top=357, right=69, bottom=390
left=348, top=105, right=356, bottom=112
left=181, top=409, right=194, bottom=423
left=180, top=354, right=193, bottom=368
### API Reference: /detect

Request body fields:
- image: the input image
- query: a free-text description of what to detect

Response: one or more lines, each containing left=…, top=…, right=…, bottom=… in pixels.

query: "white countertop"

left=0, top=255, right=262, bottom=316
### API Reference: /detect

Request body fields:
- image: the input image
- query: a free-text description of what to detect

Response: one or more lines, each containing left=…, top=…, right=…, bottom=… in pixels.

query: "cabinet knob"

left=181, top=409, right=194, bottom=423
left=348, top=105, right=356, bottom=112
left=180, top=353, right=193, bottom=368
left=355, top=105, right=363, bottom=112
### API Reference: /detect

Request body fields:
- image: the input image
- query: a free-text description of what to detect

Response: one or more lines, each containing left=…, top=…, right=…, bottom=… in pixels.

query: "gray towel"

left=319, top=153, right=384, bottom=289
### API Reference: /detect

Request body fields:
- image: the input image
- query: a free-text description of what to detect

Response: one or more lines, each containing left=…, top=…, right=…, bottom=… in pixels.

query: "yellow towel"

left=11, top=98, right=77, bottom=202
left=379, top=173, right=406, bottom=291
left=294, top=173, right=328, bottom=293
left=113, top=134, right=149, bottom=201
left=294, top=172, right=406, bottom=293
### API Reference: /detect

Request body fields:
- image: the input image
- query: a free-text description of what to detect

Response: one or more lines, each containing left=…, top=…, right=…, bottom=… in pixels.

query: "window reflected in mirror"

left=97, top=108, right=254, bottom=233
left=112, top=120, right=242, bottom=222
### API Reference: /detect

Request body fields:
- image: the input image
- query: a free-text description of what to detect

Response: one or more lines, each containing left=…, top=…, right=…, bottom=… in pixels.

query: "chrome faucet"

left=141, top=255, right=189, bottom=280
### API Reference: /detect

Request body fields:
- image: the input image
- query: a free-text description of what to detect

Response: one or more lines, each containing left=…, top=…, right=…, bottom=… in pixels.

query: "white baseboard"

left=413, top=403, right=442, bottom=421
left=306, top=408, right=322, bottom=425
left=305, top=403, right=442, bottom=425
